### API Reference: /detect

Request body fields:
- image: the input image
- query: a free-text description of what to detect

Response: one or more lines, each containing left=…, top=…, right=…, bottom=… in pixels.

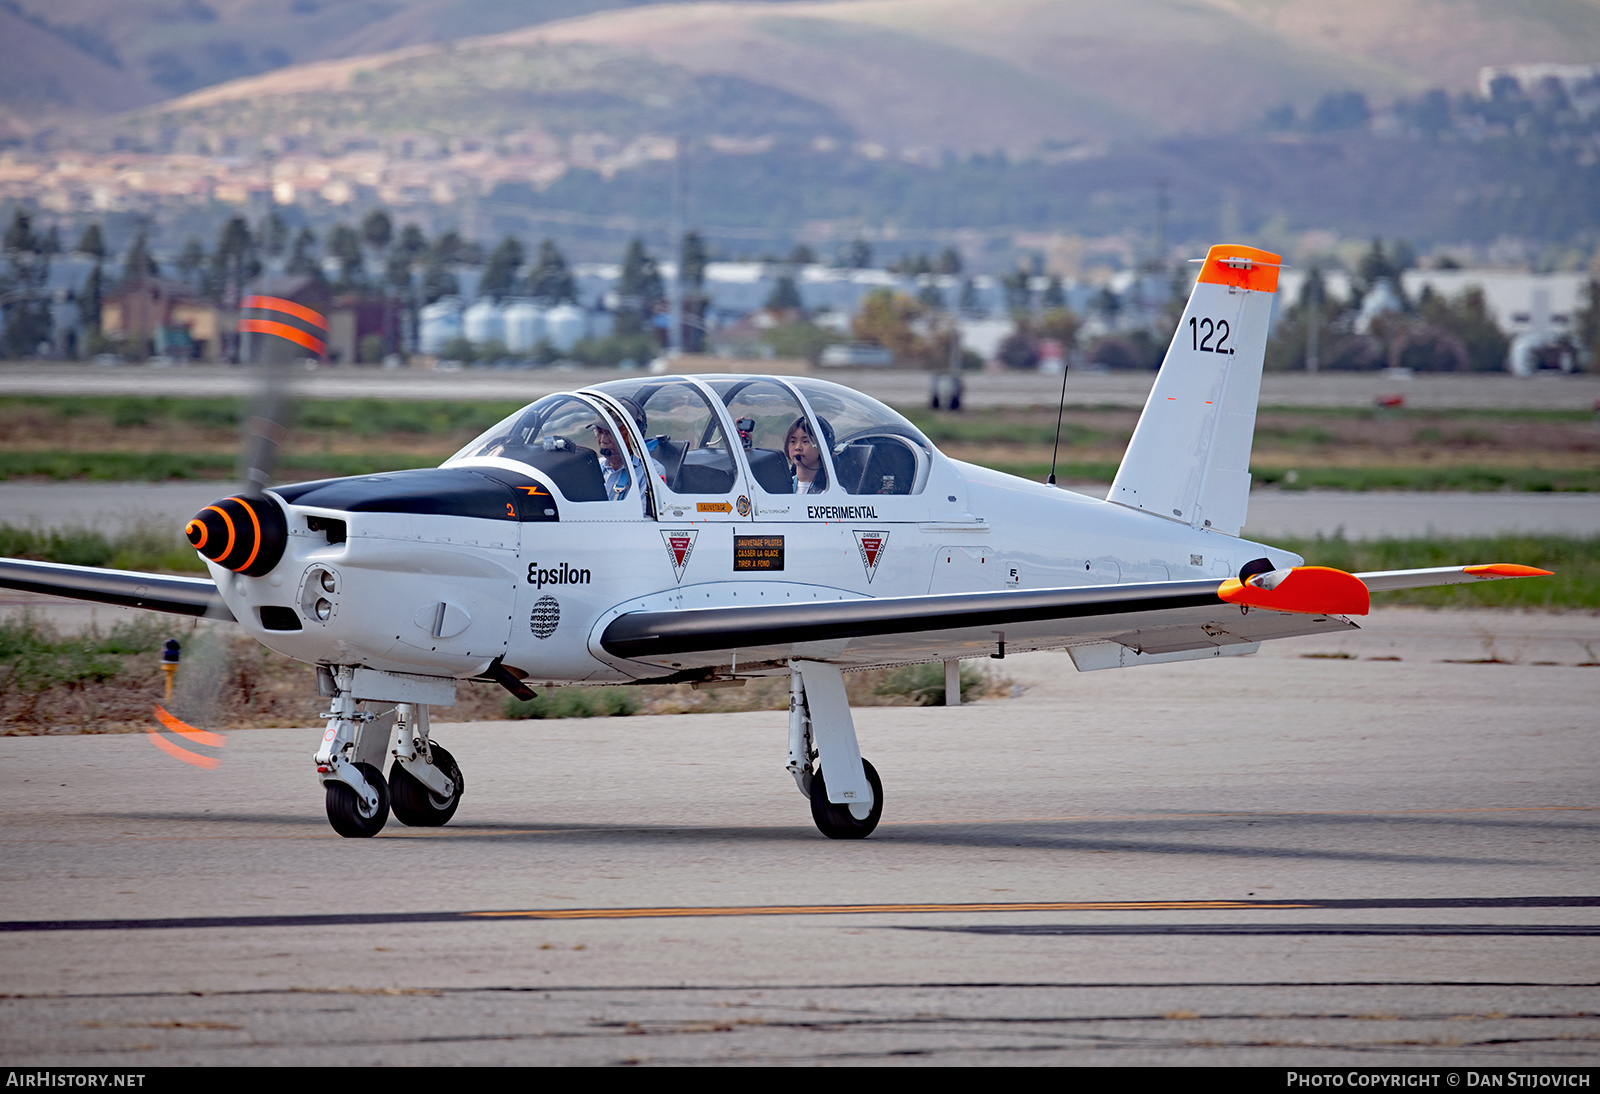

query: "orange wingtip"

left=1218, top=565, right=1370, bottom=616
left=1195, top=244, right=1282, bottom=294
left=1463, top=564, right=1554, bottom=579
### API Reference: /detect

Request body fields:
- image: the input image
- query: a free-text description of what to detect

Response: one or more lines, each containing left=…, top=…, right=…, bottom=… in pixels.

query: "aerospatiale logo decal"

left=854, top=529, right=889, bottom=583
left=661, top=529, right=698, bottom=583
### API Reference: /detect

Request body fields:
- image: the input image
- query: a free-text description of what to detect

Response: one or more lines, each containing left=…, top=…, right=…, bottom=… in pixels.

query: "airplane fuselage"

left=206, top=376, right=1302, bottom=690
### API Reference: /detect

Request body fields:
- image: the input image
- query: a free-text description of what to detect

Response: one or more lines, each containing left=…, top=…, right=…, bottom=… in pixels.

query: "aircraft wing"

left=600, top=564, right=1549, bottom=676
left=0, top=558, right=231, bottom=620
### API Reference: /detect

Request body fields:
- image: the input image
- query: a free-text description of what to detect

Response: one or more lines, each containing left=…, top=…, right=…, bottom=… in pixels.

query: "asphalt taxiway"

left=1, top=608, right=1595, bottom=1065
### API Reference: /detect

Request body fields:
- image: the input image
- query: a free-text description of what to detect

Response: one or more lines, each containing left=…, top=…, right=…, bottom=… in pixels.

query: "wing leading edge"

left=0, top=558, right=231, bottom=619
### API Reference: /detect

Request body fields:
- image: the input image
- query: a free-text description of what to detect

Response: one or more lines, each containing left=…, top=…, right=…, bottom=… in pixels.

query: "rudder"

left=1107, top=244, right=1281, bottom=536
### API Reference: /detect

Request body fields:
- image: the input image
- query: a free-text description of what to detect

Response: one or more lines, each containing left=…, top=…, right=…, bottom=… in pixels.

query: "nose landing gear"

left=390, top=743, right=464, bottom=827
left=314, top=669, right=464, bottom=837
left=325, top=761, right=389, bottom=838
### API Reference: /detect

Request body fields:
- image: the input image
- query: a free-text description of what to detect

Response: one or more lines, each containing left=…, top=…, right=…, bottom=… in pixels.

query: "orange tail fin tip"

left=1217, top=566, right=1371, bottom=617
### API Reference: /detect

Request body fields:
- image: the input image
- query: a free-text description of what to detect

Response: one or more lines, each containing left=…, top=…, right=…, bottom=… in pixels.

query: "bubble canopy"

left=447, top=376, right=935, bottom=500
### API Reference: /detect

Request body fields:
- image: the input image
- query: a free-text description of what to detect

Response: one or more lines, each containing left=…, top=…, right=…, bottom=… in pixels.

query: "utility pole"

left=1306, top=270, right=1321, bottom=373
left=1154, top=179, right=1169, bottom=267
left=668, top=135, right=683, bottom=358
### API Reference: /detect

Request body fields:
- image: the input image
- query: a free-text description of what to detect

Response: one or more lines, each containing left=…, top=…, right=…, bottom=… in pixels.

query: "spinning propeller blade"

left=149, top=295, right=317, bottom=765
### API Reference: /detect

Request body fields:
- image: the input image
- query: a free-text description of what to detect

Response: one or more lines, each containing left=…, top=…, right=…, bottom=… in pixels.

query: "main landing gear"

left=314, top=667, right=464, bottom=838
left=788, top=660, right=883, bottom=839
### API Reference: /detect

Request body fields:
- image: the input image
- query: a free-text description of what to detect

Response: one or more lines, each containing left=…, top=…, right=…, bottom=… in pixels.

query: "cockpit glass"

left=445, top=393, right=611, bottom=502
left=707, top=377, right=824, bottom=495
left=589, top=377, right=736, bottom=496
left=788, top=379, right=931, bottom=495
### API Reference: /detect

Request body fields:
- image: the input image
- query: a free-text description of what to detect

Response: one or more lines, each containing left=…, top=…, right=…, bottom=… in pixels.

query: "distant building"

left=820, top=343, right=895, bottom=367
left=101, top=280, right=229, bottom=361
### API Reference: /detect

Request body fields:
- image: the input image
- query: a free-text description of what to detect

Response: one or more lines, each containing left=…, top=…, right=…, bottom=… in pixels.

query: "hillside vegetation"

left=13, top=0, right=1600, bottom=147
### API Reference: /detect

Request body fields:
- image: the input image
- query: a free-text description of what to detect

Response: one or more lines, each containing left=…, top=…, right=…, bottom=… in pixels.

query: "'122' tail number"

left=1189, top=317, right=1233, bottom=355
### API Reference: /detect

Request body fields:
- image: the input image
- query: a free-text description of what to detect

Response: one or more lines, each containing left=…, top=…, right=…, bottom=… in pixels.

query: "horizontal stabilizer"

left=1356, top=563, right=1553, bottom=593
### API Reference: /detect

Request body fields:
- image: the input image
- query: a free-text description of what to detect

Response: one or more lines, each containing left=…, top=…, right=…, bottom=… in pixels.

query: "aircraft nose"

left=186, top=494, right=288, bottom=577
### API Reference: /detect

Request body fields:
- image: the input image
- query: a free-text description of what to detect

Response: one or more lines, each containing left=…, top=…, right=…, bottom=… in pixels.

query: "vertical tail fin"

left=1107, top=244, right=1280, bottom=537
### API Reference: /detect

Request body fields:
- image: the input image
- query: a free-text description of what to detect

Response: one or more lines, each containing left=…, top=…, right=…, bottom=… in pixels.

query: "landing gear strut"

left=313, top=668, right=463, bottom=838
left=788, top=660, right=883, bottom=839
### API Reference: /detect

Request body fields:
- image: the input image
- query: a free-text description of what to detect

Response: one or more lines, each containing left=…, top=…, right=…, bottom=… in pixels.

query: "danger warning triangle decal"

left=853, top=529, right=889, bottom=583
left=661, top=528, right=698, bottom=583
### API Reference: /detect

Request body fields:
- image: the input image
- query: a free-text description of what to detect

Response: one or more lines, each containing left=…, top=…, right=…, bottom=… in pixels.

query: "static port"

left=314, top=598, right=332, bottom=621
left=319, top=570, right=336, bottom=593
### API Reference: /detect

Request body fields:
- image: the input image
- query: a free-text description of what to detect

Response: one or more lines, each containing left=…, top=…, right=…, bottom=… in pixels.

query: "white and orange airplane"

left=0, top=246, right=1549, bottom=839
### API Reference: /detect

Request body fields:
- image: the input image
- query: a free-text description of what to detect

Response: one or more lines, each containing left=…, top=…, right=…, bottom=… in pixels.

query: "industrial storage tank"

left=418, top=299, right=462, bottom=355
left=543, top=303, right=587, bottom=352
left=462, top=300, right=505, bottom=347
left=502, top=301, right=544, bottom=354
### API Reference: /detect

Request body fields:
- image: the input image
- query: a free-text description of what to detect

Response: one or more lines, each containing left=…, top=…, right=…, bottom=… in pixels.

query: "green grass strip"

left=0, top=524, right=207, bottom=572
left=0, top=395, right=524, bottom=436
left=0, top=451, right=443, bottom=482
left=981, top=460, right=1600, bottom=492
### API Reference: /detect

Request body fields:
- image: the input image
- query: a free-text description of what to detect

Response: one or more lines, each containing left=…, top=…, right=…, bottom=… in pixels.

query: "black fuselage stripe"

left=601, top=583, right=1227, bottom=658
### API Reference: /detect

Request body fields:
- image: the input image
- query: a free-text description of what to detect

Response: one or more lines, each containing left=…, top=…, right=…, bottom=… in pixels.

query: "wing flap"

left=0, top=558, right=230, bottom=619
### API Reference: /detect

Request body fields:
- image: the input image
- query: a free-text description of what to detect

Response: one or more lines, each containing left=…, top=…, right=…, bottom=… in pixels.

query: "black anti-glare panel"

left=274, top=468, right=559, bottom=522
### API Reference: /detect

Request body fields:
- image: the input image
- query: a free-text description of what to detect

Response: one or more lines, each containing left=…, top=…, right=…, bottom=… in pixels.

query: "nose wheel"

left=389, top=744, right=464, bottom=827
left=809, top=758, right=883, bottom=839
left=325, top=761, right=389, bottom=838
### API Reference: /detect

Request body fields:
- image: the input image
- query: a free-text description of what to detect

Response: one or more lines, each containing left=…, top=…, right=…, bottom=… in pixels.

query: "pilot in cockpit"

left=592, top=416, right=665, bottom=509
left=785, top=415, right=834, bottom=494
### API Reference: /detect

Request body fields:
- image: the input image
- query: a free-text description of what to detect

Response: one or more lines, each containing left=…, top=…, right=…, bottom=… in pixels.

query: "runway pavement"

left=1, top=609, right=1595, bottom=1065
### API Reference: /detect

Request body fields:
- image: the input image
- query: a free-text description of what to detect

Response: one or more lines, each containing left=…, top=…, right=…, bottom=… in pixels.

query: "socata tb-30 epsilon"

left=0, top=245, right=1550, bottom=839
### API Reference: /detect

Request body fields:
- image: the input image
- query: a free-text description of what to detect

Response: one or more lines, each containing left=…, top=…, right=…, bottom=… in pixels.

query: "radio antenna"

left=1045, top=359, right=1070, bottom=486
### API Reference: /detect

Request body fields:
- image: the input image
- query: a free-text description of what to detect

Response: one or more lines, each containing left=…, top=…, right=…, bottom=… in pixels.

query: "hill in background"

left=13, top=0, right=1600, bottom=148
left=5, top=0, right=1600, bottom=259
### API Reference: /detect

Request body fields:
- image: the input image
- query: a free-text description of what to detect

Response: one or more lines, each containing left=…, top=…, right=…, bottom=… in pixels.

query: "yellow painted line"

left=468, top=900, right=1314, bottom=922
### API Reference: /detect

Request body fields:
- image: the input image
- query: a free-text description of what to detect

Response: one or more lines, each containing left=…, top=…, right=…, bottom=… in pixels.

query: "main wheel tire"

left=325, top=761, right=389, bottom=838
left=389, top=743, right=464, bottom=827
left=809, top=758, right=883, bottom=839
